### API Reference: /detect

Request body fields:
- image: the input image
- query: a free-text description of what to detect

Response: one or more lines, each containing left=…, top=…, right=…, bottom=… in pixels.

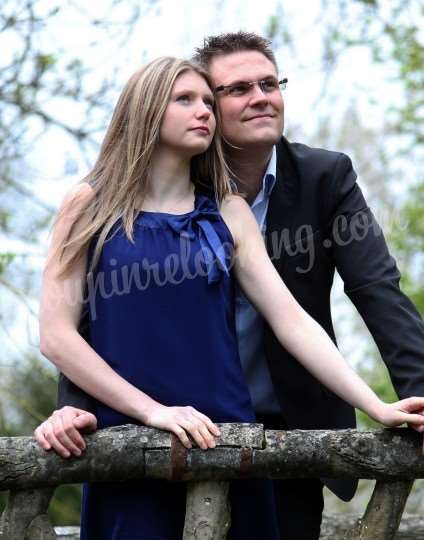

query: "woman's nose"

left=196, top=103, right=212, bottom=118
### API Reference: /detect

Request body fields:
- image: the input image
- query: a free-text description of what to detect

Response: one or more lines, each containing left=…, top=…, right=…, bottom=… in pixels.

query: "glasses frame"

left=214, top=77, right=288, bottom=97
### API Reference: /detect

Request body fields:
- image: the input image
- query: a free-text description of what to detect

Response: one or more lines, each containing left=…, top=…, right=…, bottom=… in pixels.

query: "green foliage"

left=0, top=354, right=82, bottom=524
left=0, top=252, right=15, bottom=275
left=390, top=180, right=424, bottom=314
left=356, top=361, right=398, bottom=428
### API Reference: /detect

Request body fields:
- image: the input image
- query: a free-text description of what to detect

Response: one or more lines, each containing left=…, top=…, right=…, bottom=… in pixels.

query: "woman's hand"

left=143, top=404, right=221, bottom=450
left=375, top=397, right=424, bottom=428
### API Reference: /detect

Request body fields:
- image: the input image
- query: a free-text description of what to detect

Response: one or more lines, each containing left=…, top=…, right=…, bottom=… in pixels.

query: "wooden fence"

left=1, top=424, right=423, bottom=539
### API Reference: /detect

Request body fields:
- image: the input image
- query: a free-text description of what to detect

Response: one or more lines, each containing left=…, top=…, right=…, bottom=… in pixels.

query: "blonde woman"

left=39, top=57, right=424, bottom=539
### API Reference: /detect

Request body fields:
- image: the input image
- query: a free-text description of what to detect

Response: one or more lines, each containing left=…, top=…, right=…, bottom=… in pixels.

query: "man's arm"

left=328, top=153, right=424, bottom=399
left=57, top=372, right=96, bottom=409
left=57, top=311, right=96, bottom=410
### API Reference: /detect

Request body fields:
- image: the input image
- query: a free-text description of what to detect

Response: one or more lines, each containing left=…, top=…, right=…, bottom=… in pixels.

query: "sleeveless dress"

left=80, top=188, right=280, bottom=540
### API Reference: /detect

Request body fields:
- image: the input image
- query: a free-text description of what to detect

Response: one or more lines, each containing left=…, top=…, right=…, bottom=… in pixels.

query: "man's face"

left=209, top=51, right=284, bottom=150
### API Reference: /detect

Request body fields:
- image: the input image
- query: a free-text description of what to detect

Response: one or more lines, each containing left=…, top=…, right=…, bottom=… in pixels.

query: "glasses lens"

left=228, top=82, right=251, bottom=96
left=260, top=78, right=280, bottom=92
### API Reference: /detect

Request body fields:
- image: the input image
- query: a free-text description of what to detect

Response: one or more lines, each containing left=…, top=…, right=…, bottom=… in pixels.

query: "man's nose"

left=249, top=83, right=269, bottom=105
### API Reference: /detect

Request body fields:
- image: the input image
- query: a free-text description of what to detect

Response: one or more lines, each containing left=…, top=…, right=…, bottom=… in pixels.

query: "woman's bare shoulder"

left=63, top=181, right=94, bottom=204
left=220, top=193, right=250, bottom=216
left=219, top=194, right=257, bottom=246
left=57, top=181, right=95, bottom=217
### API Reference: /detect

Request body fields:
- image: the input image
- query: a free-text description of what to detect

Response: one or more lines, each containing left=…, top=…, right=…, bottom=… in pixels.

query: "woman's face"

left=159, top=70, right=216, bottom=158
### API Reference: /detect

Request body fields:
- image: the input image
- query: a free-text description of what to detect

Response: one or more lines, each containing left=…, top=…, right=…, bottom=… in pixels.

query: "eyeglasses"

left=214, top=77, right=288, bottom=97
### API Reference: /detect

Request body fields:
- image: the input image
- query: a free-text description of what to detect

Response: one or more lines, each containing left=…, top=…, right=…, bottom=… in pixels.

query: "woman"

left=39, top=57, right=424, bottom=539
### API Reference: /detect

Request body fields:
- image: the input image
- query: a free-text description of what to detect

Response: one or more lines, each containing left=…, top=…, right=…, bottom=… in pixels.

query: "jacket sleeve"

left=56, top=311, right=96, bottom=411
left=328, top=153, right=424, bottom=399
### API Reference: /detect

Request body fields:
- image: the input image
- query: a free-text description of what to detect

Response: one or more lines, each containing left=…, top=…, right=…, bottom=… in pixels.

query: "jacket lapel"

left=266, top=137, right=299, bottom=270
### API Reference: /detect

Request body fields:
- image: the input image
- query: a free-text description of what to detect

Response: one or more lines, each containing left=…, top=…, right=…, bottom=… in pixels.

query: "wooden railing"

left=1, top=424, right=423, bottom=539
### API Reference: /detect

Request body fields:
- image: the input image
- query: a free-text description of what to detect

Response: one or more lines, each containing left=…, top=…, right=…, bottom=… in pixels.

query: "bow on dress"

left=165, top=194, right=232, bottom=285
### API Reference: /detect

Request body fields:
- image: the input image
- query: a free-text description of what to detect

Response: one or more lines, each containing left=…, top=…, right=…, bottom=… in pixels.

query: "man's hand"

left=34, top=406, right=97, bottom=458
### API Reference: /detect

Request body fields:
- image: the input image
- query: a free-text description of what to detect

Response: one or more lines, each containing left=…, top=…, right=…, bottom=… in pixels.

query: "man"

left=35, top=32, right=424, bottom=539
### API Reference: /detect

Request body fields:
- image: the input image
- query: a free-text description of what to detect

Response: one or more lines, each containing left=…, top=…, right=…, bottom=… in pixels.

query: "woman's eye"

left=176, top=95, right=190, bottom=103
left=204, top=100, right=214, bottom=110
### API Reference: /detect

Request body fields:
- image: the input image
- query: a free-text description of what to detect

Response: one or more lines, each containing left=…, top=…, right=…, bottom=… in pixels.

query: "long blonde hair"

left=55, top=57, right=232, bottom=278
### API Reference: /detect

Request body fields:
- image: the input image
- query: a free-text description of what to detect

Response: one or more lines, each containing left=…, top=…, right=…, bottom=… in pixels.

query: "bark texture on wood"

left=345, top=480, right=413, bottom=540
left=52, top=513, right=424, bottom=540
left=1, top=426, right=423, bottom=490
left=183, top=481, right=230, bottom=539
left=0, top=487, right=56, bottom=539
left=321, top=512, right=424, bottom=539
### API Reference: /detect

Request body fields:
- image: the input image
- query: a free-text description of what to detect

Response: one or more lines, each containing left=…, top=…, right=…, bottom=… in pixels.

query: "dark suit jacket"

left=57, top=136, right=424, bottom=501
left=263, top=137, right=424, bottom=499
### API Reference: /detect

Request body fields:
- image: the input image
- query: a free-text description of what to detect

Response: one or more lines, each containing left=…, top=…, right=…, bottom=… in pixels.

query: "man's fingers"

left=52, top=417, right=82, bottom=456
left=61, top=413, right=86, bottom=450
left=73, top=412, right=97, bottom=433
left=43, top=422, right=71, bottom=458
left=34, top=425, right=51, bottom=450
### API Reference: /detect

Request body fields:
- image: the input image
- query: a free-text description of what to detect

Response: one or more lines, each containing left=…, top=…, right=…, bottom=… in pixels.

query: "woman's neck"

left=143, top=149, right=194, bottom=212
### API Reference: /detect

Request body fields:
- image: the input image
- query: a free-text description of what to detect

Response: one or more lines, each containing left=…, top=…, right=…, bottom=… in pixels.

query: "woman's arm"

left=39, top=183, right=220, bottom=456
left=221, top=195, right=424, bottom=429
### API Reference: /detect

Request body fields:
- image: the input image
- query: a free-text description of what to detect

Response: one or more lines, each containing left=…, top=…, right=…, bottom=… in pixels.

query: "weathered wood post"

left=346, top=480, right=414, bottom=540
left=0, top=487, right=56, bottom=539
left=183, top=481, right=230, bottom=539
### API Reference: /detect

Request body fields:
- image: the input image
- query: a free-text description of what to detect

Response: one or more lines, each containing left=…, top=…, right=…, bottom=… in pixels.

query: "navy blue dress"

left=80, top=188, right=280, bottom=539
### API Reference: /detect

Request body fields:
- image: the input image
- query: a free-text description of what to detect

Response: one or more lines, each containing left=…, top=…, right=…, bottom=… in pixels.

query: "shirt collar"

left=251, top=146, right=277, bottom=207
left=229, top=145, right=277, bottom=202
left=263, top=146, right=277, bottom=196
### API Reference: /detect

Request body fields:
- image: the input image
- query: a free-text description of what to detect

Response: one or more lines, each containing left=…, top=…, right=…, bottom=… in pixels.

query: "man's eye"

left=228, top=84, right=249, bottom=96
left=262, top=79, right=278, bottom=91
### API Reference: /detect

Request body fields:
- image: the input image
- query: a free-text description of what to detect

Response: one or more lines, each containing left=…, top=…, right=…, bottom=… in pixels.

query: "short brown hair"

left=193, top=31, right=278, bottom=69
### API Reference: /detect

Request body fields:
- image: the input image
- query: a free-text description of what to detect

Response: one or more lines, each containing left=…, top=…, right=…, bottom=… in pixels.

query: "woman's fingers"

left=145, top=405, right=220, bottom=450
left=401, top=412, right=424, bottom=426
left=172, top=426, right=193, bottom=449
left=176, top=420, right=206, bottom=449
left=399, top=397, right=424, bottom=413
left=191, top=409, right=221, bottom=437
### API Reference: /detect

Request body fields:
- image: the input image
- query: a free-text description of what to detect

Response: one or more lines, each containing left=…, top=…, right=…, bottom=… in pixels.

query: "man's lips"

left=244, top=114, right=275, bottom=121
